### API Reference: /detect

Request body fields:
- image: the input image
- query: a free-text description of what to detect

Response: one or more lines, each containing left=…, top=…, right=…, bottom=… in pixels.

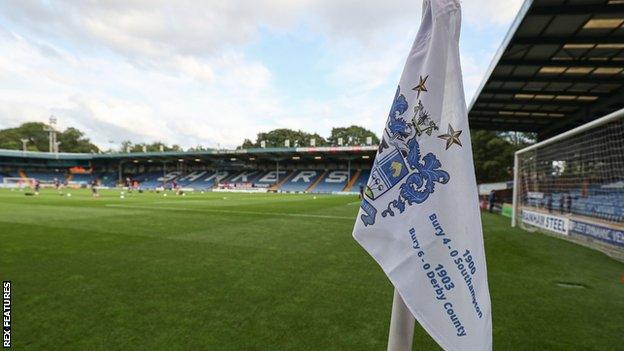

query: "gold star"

left=437, top=124, right=462, bottom=150
left=412, top=75, right=428, bottom=98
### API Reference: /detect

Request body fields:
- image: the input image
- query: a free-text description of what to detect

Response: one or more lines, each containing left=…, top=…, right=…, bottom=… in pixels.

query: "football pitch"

left=0, top=189, right=622, bottom=350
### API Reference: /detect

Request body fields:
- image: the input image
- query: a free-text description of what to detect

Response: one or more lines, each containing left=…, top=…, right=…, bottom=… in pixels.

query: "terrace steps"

left=343, top=170, right=361, bottom=192
left=305, top=171, right=327, bottom=193
left=270, top=171, right=295, bottom=191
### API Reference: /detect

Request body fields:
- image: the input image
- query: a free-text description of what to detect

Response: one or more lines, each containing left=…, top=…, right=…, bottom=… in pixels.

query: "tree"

left=499, top=131, right=537, bottom=146
left=328, top=125, right=379, bottom=146
left=129, top=143, right=149, bottom=153
left=0, top=122, right=99, bottom=152
left=470, top=130, right=532, bottom=183
left=237, top=125, right=381, bottom=149
left=238, top=139, right=255, bottom=150
left=307, top=133, right=327, bottom=147
left=120, top=141, right=182, bottom=153
left=57, top=127, right=99, bottom=153
left=0, top=122, right=49, bottom=151
left=187, top=145, right=212, bottom=152
left=120, top=140, right=134, bottom=153
left=245, top=129, right=328, bottom=148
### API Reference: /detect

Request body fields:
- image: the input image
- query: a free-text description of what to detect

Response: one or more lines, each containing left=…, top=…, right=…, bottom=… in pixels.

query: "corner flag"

left=352, top=0, right=492, bottom=350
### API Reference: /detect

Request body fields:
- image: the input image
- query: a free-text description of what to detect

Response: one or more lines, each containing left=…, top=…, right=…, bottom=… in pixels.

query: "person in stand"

left=559, top=193, right=565, bottom=213
left=488, top=189, right=496, bottom=213
left=359, top=184, right=365, bottom=199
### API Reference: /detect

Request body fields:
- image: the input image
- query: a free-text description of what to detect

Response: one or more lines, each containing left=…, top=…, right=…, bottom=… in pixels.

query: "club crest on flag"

left=360, top=85, right=450, bottom=226
left=353, top=2, right=492, bottom=349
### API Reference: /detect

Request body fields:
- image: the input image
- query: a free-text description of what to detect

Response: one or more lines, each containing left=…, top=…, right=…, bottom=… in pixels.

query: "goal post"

left=512, top=108, right=624, bottom=254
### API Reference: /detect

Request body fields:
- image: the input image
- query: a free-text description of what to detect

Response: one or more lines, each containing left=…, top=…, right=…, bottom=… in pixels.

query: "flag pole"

left=387, top=289, right=415, bottom=351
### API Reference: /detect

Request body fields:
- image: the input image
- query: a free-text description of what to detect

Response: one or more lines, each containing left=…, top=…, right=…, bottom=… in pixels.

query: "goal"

left=1, top=177, right=34, bottom=188
left=512, top=108, right=624, bottom=253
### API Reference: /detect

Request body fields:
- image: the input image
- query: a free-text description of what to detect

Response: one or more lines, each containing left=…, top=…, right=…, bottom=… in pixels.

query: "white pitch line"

left=149, top=196, right=311, bottom=205
left=106, top=204, right=355, bottom=220
left=149, top=199, right=225, bottom=204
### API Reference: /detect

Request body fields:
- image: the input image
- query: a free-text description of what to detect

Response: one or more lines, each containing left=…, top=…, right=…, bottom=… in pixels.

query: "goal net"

left=512, top=108, right=624, bottom=253
left=1, top=177, right=35, bottom=189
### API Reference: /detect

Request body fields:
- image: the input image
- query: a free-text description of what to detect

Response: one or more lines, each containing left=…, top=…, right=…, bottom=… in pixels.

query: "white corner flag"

left=352, top=0, right=492, bottom=350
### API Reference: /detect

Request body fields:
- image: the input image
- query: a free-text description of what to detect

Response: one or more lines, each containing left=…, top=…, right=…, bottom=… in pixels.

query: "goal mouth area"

left=511, top=108, right=624, bottom=257
left=0, top=177, right=76, bottom=188
left=1, top=177, right=35, bottom=188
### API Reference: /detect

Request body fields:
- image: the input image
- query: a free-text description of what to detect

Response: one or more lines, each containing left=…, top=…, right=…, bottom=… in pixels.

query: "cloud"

left=306, top=0, right=421, bottom=39
left=0, top=0, right=303, bottom=60
left=0, top=29, right=282, bottom=148
left=0, top=0, right=523, bottom=149
left=1, top=0, right=521, bottom=58
left=462, top=0, right=524, bottom=27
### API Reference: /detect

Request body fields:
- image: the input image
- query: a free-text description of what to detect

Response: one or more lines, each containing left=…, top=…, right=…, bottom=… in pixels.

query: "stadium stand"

left=279, top=170, right=322, bottom=192
left=466, top=0, right=624, bottom=255
left=468, top=0, right=624, bottom=138
left=222, top=170, right=262, bottom=184
left=176, top=170, right=211, bottom=188
left=526, top=183, right=624, bottom=223
left=348, top=170, right=371, bottom=192
left=136, top=171, right=182, bottom=189
left=255, top=170, right=293, bottom=186
left=0, top=146, right=377, bottom=194
left=204, top=171, right=230, bottom=188
left=22, top=170, right=65, bottom=182
left=98, top=172, right=119, bottom=187
left=312, top=170, right=355, bottom=193
left=68, top=173, right=92, bottom=185
left=2, top=167, right=370, bottom=194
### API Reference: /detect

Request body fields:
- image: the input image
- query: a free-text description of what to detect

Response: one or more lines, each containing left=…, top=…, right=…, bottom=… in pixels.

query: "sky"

left=0, top=0, right=524, bottom=150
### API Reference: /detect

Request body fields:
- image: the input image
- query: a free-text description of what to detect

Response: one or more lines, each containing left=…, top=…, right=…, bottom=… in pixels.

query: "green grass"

left=0, top=188, right=622, bottom=350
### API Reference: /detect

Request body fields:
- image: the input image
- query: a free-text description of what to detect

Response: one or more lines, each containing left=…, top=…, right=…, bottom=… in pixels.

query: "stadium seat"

left=279, top=170, right=322, bottom=192
left=311, top=170, right=357, bottom=193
